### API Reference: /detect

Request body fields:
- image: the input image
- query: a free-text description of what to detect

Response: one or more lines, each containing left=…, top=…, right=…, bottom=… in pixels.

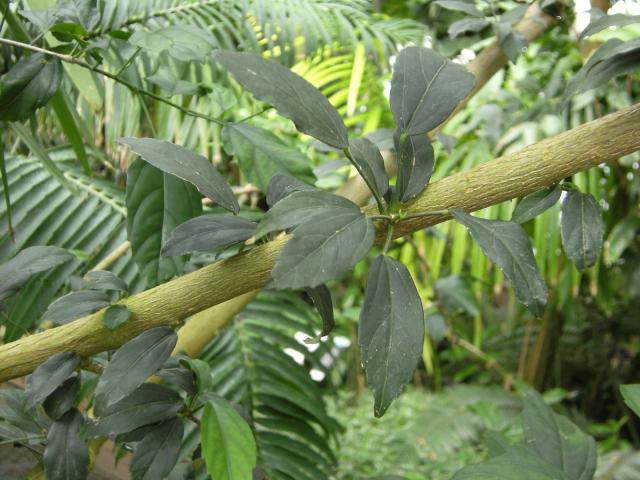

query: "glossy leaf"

left=359, top=255, right=424, bottom=417
left=222, top=123, right=316, bottom=191
left=272, top=210, right=374, bottom=289
left=256, top=190, right=359, bottom=239
left=201, top=397, right=257, bottom=480
left=121, top=137, right=238, bottom=214
left=394, top=131, right=435, bottom=202
left=390, top=46, right=475, bottom=136
left=43, top=377, right=80, bottom=421
left=215, top=51, right=349, bottom=149
left=620, top=384, right=640, bottom=418
left=560, top=191, right=605, bottom=270
left=304, top=285, right=334, bottom=344
left=130, top=417, right=184, bottom=480
left=511, top=186, right=561, bottom=224
left=435, top=275, right=479, bottom=316
left=102, top=304, right=131, bottom=330
left=451, top=209, right=548, bottom=317
left=94, top=327, right=177, bottom=412
left=266, top=174, right=316, bottom=208
left=25, top=352, right=79, bottom=408
left=523, top=391, right=597, bottom=480
left=83, top=270, right=128, bottom=292
left=43, top=409, right=89, bottom=480
left=348, top=138, right=389, bottom=199
left=162, top=214, right=256, bottom=257
left=0, top=53, right=63, bottom=121
left=42, top=290, right=110, bottom=325
left=0, top=246, right=73, bottom=303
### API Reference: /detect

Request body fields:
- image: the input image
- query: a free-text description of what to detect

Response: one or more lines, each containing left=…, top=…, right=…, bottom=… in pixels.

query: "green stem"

left=0, top=133, right=14, bottom=240
left=236, top=107, right=273, bottom=124
left=368, top=214, right=393, bottom=222
left=382, top=223, right=395, bottom=254
left=343, top=147, right=386, bottom=214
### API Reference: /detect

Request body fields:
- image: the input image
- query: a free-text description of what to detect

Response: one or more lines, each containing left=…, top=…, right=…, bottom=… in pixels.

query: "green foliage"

left=560, top=190, right=605, bottom=270
left=43, top=409, right=89, bottom=480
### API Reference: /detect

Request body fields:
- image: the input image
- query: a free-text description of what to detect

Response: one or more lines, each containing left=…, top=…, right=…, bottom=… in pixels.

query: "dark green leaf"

left=579, top=14, right=640, bottom=41
left=560, top=191, right=604, bottom=270
left=425, top=313, right=448, bottom=343
left=523, top=390, right=597, bottom=480
left=129, top=25, right=216, bottom=62
left=162, top=214, right=256, bottom=257
left=83, top=270, right=128, bottom=291
left=201, top=397, right=257, bottom=480
left=89, top=384, right=183, bottom=437
left=495, top=23, right=528, bottom=63
left=146, top=68, right=201, bottom=96
left=303, top=285, right=334, bottom=344
left=25, top=352, right=79, bottom=408
left=125, top=159, right=203, bottom=286
left=449, top=18, right=490, bottom=38
left=130, top=417, right=184, bottom=480
left=367, top=128, right=395, bottom=151
left=394, top=131, right=435, bottom=202
left=511, top=186, right=561, bottom=224
left=451, top=209, right=548, bottom=317
left=43, top=377, right=80, bottom=420
left=94, top=327, right=177, bottom=412
left=272, top=210, right=374, bottom=289
left=348, top=137, right=389, bottom=200
left=42, top=290, right=110, bottom=325
left=179, top=358, right=213, bottom=394
left=390, top=46, right=475, bottom=136
left=620, top=384, right=640, bottom=418
left=0, top=246, right=73, bottom=303
left=435, top=275, right=479, bottom=316
left=359, top=255, right=424, bottom=417
left=266, top=174, right=316, bottom=208
left=215, top=51, right=349, bottom=149
left=256, top=190, right=359, bottom=239
left=156, top=357, right=197, bottom=394
left=121, top=137, right=238, bottom=214
left=222, top=123, right=316, bottom=191
left=433, top=0, right=484, bottom=16
left=0, top=53, right=63, bottom=121
left=43, top=409, right=89, bottom=480
left=102, top=304, right=131, bottom=330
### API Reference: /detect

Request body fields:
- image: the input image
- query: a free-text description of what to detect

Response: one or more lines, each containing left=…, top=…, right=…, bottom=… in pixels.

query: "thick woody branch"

left=0, top=103, right=638, bottom=382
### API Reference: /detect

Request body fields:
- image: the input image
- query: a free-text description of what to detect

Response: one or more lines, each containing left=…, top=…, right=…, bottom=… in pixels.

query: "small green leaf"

left=433, top=0, right=484, bottom=17
left=130, top=417, right=184, bottom=480
left=179, top=358, right=213, bottom=394
left=620, top=384, right=640, bottom=418
left=121, top=137, right=238, bottom=214
left=0, top=246, right=73, bottom=303
left=451, top=209, right=548, bottom=317
left=511, top=186, right=561, bottom=224
left=390, top=46, right=475, bottom=136
left=25, top=352, right=79, bottom=408
left=435, top=275, right=479, bottom=316
left=222, top=123, right=316, bottom=191
left=266, top=174, right=316, bottom=208
left=201, top=397, right=257, bottom=480
left=83, top=270, right=128, bottom=292
left=348, top=137, right=389, bottom=200
left=162, top=214, right=256, bottom=257
left=102, top=304, right=132, bottom=330
left=272, top=210, right=374, bottom=289
left=579, top=13, right=640, bottom=41
left=43, top=377, right=80, bottom=421
left=0, top=53, right=62, bottom=121
left=359, top=255, right=424, bottom=417
left=215, top=51, right=349, bottom=149
left=449, top=18, right=490, bottom=38
left=42, top=290, right=110, bottom=325
left=394, top=131, right=435, bottom=202
left=304, top=285, right=334, bottom=344
left=561, top=191, right=605, bottom=270
left=43, top=409, right=89, bottom=480
left=94, top=327, right=177, bottom=412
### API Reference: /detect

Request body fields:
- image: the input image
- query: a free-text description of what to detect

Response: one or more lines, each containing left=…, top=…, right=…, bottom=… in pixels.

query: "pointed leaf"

left=348, top=137, right=389, bottom=199
left=266, top=174, right=316, bottom=208
left=83, top=270, right=128, bottom=292
left=359, top=255, right=424, bottom=417
left=394, top=131, right=435, bottom=201
left=303, top=285, right=334, bottom=344
left=43, top=377, right=80, bottom=421
left=390, top=46, right=475, bottom=136
left=42, top=290, right=110, bottom=325
left=120, top=137, right=238, bottom=213
left=201, top=397, right=257, bottom=480
left=561, top=191, right=604, bottom=270
left=451, top=209, right=548, bottom=316
left=102, top=304, right=132, bottom=330
left=162, top=214, right=256, bottom=257
left=130, top=417, right=184, bottom=480
left=272, top=211, right=374, bottom=289
left=43, top=409, right=89, bottom=480
left=179, top=358, right=213, bottom=394
left=215, top=51, right=349, bottom=149
left=620, top=384, right=640, bottom=418
left=512, top=186, right=561, bottom=224
left=94, top=327, right=177, bottom=412
left=579, top=14, right=640, bottom=41
left=25, top=352, right=79, bottom=408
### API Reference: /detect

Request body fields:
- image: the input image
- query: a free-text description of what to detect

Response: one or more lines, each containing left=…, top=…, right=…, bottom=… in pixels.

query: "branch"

left=0, top=103, right=638, bottom=382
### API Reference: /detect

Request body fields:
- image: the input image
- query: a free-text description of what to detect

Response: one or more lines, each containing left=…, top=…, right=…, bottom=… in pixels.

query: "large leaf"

left=621, top=384, right=640, bottom=418
left=523, top=391, right=597, bottom=480
left=451, top=209, right=548, bottom=317
left=348, top=137, right=389, bottom=200
left=222, top=123, right=316, bottom=191
left=43, top=409, right=89, bottom=480
left=25, top=352, right=79, bottom=408
left=0, top=246, right=73, bottom=303
left=0, top=53, right=62, bottom=121
left=215, top=51, right=349, bottom=149
left=162, top=214, right=256, bottom=257
left=201, top=397, right=257, bottom=480
left=271, top=210, right=374, bottom=289
left=560, top=191, right=604, bottom=270
left=130, top=417, right=185, bottom=480
left=41, top=290, right=110, bottom=325
left=359, top=255, right=424, bottom=417
left=126, top=159, right=202, bottom=286
left=394, top=130, right=435, bottom=201
left=511, top=186, right=561, bottom=224
left=121, top=137, right=238, bottom=214
left=94, top=327, right=177, bottom=412
left=390, top=46, right=475, bottom=136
